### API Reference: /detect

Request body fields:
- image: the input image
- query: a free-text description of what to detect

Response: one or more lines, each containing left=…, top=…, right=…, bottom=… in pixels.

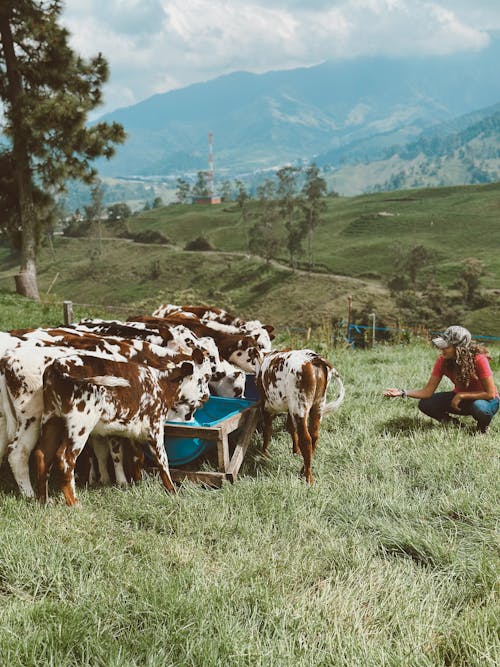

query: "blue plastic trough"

left=164, top=395, right=256, bottom=466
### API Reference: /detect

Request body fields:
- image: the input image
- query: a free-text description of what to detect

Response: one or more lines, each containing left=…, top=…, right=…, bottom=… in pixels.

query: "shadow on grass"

left=381, top=415, right=479, bottom=436
left=380, top=416, right=436, bottom=435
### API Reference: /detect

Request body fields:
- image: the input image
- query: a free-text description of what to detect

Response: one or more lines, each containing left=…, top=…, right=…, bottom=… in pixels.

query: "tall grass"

left=0, top=329, right=498, bottom=665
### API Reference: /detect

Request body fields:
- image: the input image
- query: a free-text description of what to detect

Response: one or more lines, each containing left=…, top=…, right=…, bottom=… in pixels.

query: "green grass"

left=0, top=312, right=498, bottom=665
left=2, top=181, right=500, bottom=334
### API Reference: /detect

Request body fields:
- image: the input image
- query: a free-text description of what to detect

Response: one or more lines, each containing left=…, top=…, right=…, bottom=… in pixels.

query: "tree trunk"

left=0, top=9, right=40, bottom=300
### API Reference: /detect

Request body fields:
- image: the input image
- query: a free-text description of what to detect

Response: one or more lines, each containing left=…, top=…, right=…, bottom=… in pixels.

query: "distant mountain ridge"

left=95, top=37, right=500, bottom=188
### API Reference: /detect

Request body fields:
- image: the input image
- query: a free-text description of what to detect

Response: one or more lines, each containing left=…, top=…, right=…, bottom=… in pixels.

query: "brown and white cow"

left=152, top=304, right=275, bottom=350
left=70, top=319, right=246, bottom=398
left=34, top=349, right=211, bottom=505
left=129, top=315, right=264, bottom=373
left=255, top=349, right=345, bottom=484
left=0, top=331, right=208, bottom=498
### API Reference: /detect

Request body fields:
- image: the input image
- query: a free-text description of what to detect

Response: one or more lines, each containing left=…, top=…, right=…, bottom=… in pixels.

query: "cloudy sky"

left=61, top=0, right=500, bottom=116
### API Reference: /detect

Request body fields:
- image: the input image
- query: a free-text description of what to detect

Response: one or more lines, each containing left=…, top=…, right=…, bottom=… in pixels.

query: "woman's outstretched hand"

left=384, top=388, right=403, bottom=398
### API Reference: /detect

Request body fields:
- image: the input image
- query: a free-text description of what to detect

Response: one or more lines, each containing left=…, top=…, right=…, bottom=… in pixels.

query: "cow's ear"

left=264, top=325, right=274, bottom=334
left=239, top=338, right=250, bottom=350
left=168, top=362, right=194, bottom=382
left=180, top=361, right=195, bottom=377
left=191, top=347, right=205, bottom=365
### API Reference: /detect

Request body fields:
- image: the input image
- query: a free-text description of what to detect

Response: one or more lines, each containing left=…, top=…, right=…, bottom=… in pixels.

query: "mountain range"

left=94, top=36, right=500, bottom=194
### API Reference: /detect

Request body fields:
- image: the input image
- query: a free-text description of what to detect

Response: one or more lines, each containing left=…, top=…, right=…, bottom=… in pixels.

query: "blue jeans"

left=418, top=391, right=499, bottom=430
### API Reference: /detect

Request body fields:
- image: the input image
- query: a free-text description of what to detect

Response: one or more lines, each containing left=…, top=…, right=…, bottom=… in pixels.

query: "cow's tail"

left=83, top=376, right=130, bottom=388
left=0, top=370, right=17, bottom=441
left=322, top=369, right=345, bottom=415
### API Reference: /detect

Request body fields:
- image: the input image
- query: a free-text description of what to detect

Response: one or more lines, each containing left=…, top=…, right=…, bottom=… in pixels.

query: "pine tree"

left=0, top=1, right=125, bottom=299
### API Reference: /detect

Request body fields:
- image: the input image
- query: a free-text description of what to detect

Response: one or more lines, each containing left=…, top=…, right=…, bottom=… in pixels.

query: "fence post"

left=347, top=295, right=352, bottom=345
left=369, top=313, right=376, bottom=348
left=63, top=300, right=73, bottom=326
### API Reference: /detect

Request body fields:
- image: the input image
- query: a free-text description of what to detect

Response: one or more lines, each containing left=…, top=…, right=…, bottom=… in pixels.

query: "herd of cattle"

left=0, top=304, right=345, bottom=505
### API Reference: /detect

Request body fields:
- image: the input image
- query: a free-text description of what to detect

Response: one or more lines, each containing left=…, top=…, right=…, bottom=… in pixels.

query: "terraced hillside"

left=0, top=182, right=499, bottom=334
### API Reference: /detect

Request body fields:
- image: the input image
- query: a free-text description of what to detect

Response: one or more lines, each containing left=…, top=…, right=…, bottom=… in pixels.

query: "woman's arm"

left=451, top=375, right=497, bottom=411
left=384, top=374, right=441, bottom=399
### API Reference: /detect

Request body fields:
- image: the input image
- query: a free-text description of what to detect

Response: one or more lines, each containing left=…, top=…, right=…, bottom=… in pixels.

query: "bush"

left=127, top=230, right=170, bottom=245
left=184, top=236, right=215, bottom=251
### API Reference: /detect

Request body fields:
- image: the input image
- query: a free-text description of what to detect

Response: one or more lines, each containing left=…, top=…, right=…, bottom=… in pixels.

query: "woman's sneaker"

left=477, top=424, right=490, bottom=434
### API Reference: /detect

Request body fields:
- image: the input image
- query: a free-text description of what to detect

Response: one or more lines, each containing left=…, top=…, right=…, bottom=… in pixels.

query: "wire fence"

left=50, top=299, right=500, bottom=348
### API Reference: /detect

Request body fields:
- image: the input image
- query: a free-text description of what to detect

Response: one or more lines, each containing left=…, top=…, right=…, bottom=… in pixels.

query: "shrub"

left=128, top=230, right=170, bottom=245
left=184, top=236, right=215, bottom=251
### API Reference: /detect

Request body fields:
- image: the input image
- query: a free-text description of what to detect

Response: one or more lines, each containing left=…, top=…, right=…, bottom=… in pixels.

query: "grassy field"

left=0, top=300, right=498, bottom=666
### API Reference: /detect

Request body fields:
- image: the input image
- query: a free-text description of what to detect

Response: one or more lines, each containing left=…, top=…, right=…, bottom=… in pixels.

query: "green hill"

left=1, top=182, right=500, bottom=336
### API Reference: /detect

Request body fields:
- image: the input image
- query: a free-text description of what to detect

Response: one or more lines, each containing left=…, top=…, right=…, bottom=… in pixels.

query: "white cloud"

left=60, top=0, right=498, bottom=116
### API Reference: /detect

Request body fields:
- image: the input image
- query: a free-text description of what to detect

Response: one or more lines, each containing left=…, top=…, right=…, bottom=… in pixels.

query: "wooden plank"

left=162, top=403, right=260, bottom=487
left=217, top=433, right=230, bottom=472
left=164, top=424, right=221, bottom=439
left=226, top=407, right=260, bottom=482
left=170, top=468, right=225, bottom=488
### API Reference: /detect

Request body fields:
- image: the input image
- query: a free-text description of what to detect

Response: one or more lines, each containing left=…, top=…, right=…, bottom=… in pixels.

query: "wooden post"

left=369, top=312, right=376, bottom=348
left=63, top=300, right=73, bottom=326
left=347, top=295, right=352, bottom=344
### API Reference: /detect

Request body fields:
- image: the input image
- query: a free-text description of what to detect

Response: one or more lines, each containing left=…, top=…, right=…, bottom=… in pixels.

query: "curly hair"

left=444, top=342, right=491, bottom=387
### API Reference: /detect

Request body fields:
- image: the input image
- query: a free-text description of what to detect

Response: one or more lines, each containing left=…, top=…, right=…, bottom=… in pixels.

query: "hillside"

left=317, top=105, right=500, bottom=195
left=1, top=182, right=500, bottom=336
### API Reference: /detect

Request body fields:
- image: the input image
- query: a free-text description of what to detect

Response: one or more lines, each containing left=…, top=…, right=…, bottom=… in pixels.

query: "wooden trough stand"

left=165, top=403, right=260, bottom=488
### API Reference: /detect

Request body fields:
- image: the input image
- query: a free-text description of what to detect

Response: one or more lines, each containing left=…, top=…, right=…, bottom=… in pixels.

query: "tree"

left=175, top=177, right=191, bottom=204
left=455, top=257, right=484, bottom=306
left=0, top=1, right=125, bottom=299
left=219, top=180, right=232, bottom=202
left=0, top=148, right=56, bottom=251
left=84, top=182, right=104, bottom=254
left=235, top=179, right=250, bottom=224
left=192, top=171, right=210, bottom=197
left=301, top=163, right=327, bottom=270
left=107, top=202, right=132, bottom=222
left=152, top=196, right=163, bottom=209
left=277, top=166, right=302, bottom=269
left=248, top=179, right=280, bottom=263
left=397, top=244, right=434, bottom=288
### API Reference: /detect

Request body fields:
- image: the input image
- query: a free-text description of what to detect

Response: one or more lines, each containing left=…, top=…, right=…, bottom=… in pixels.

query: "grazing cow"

left=70, top=319, right=245, bottom=398
left=152, top=303, right=275, bottom=350
left=255, top=349, right=345, bottom=484
left=34, top=349, right=210, bottom=505
left=0, top=332, right=206, bottom=498
left=129, top=315, right=264, bottom=373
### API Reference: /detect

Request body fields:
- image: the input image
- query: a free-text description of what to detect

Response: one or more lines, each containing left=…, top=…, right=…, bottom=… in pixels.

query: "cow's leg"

left=261, top=409, right=274, bottom=457
left=285, top=413, right=299, bottom=455
left=147, top=425, right=176, bottom=494
left=54, top=433, right=89, bottom=506
left=7, top=420, right=41, bottom=498
left=75, top=444, right=92, bottom=487
left=34, top=416, right=65, bottom=504
left=308, top=405, right=322, bottom=453
left=109, top=437, right=129, bottom=486
left=91, top=435, right=112, bottom=485
left=0, top=416, right=9, bottom=465
left=294, top=413, right=314, bottom=484
left=124, top=439, right=144, bottom=483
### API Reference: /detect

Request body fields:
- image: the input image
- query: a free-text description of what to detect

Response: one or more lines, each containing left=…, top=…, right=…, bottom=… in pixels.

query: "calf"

left=129, top=315, right=263, bottom=373
left=34, top=349, right=210, bottom=506
left=255, top=349, right=345, bottom=484
left=0, top=332, right=205, bottom=498
left=152, top=303, right=275, bottom=350
left=71, top=319, right=245, bottom=398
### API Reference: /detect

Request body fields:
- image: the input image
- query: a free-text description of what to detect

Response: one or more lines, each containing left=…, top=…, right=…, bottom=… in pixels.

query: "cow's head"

left=167, top=347, right=211, bottom=421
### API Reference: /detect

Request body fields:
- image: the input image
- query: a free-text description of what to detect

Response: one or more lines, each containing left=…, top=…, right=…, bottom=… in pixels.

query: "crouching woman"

left=384, top=325, right=499, bottom=433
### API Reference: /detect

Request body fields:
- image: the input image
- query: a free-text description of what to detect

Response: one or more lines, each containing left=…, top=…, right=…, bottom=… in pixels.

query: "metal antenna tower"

left=208, top=131, right=214, bottom=197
